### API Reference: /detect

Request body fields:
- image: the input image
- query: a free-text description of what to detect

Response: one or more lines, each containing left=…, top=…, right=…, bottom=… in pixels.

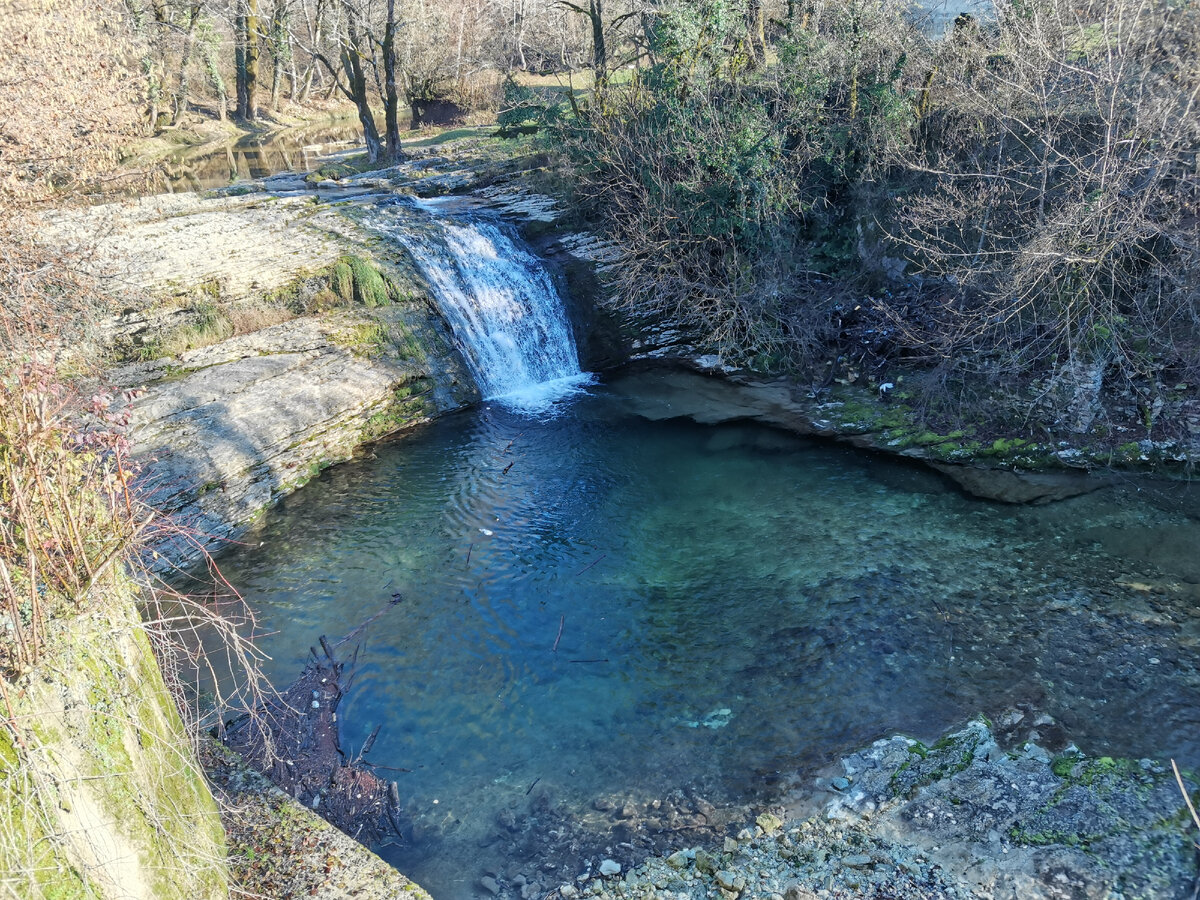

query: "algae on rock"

left=0, top=577, right=227, bottom=900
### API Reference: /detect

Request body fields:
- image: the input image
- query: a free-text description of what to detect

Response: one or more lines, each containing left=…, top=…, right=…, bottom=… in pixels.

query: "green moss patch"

left=365, top=378, right=434, bottom=441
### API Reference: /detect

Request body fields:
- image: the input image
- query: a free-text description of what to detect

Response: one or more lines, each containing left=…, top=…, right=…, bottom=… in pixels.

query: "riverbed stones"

left=715, top=870, right=737, bottom=891
left=598, top=860, right=621, bottom=877
left=567, top=719, right=1193, bottom=900
left=755, top=813, right=783, bottom=835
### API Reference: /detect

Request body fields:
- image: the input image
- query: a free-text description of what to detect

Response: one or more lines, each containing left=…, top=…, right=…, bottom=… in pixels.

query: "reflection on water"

left=158, top=120, right=362, bottom=193
left=207, top=371, right=1200, bottom=898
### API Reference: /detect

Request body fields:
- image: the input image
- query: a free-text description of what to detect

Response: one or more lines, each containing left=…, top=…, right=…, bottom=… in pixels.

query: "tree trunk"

left=201, top=20, right=228, bottom=120
left=341, top=3, right=382, bottom=161
left=299, top=64, right=315, bottom=104
left=269, top=0, right=289, bottom=111
left=173, top=3, right=201, bottom=124
left=299, top=0, right=322, bottom=105
left=746, top=0, right=766, bottom=67
left=382, top=0, right=403, bottom=159
left=589, top=0, right=606, bottom=97
left=244, top=0, right=261, bottom=120
left=235, top=14, right=248, bottom=116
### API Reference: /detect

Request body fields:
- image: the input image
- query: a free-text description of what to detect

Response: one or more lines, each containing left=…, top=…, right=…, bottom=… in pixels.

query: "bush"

left=558, top=0, right=920, bottom=370
left=884, top=0, right=1200, bottom=390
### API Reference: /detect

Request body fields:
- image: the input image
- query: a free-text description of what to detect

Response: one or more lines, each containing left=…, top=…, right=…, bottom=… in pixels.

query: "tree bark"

left=590, top=0, right=606, bottom=97
left=746, top=0, right=766, bottom=67
left=173, top=3, right=201, bottom=124
left=244, top=0, right=261, bottom=120
left=340, top=2, right=382, bottom=161
left=382, top=0, right=403, bottom=159
left=236, top=14, right=248, bottom=117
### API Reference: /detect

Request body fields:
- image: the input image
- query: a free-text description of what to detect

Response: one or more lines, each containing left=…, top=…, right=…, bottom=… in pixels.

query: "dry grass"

left=228, top=304, right=296, bottom=335
left=0, top=209, right=276, bottom=897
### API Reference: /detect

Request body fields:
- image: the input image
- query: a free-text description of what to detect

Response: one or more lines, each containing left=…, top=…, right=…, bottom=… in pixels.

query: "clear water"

left=210, top=371, right=1200, bottom=898
left=108, top=121, right=365, bottom=197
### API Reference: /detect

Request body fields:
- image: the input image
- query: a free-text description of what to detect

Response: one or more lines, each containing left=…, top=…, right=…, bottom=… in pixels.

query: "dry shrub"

left=889, top=0, right=1200, bottom=385
left=228, top=303, right=295, bottom=335
left=0, top=228, right=271, bottom=722
left=0, top=354, right=144, bottom=674
left=0, top=0, right=145, bottom=202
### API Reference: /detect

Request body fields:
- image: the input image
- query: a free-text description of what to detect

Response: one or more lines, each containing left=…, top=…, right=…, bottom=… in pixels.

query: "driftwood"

left=224, top=635, right=404, bottom=845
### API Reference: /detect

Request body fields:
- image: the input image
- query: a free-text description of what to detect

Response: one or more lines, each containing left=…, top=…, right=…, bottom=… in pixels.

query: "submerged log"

left=224, top=635, right=403, bottom=846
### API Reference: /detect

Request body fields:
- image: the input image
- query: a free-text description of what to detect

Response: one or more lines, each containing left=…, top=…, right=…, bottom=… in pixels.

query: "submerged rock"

left=930, top=463, right=1114, bottom=504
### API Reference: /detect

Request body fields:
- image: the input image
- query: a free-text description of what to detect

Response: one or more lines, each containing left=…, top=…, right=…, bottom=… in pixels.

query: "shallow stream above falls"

left=205, top=370, right=1200, bottom=899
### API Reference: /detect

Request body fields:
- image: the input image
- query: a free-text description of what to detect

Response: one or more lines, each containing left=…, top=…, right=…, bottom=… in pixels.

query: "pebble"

left=599, top=860, right=621, bottom=877
left=666, top=851, right=690, bottom=870
left=843, top=854, right=873, bottom=868
left=757, top=813, right=784, bottom=834
left=480, top=875, right=500, bottom=895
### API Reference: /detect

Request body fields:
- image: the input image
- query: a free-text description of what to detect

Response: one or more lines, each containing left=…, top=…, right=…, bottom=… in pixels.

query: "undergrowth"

left=0, top=213, right=274, bottom=896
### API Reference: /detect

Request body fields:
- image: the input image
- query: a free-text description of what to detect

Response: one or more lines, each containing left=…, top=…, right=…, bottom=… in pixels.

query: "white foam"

left=490, top=372, right=597, bottom=417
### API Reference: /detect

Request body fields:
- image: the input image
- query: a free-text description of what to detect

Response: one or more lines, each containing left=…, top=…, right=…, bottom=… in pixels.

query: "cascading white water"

left=370, top=200, right=590, bottom=411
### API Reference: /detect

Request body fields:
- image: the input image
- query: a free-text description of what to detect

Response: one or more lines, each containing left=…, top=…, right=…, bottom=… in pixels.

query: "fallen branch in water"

left=552, top=615, right=565, bottom=653
left=223, top=634, right=405, bottom=846
left=1171, top=760, right=1200, bottom=850
left=575, top=554, right=606, bottom=576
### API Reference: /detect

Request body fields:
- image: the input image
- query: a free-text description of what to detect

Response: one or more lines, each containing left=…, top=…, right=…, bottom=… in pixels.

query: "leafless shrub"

left=888, top=0, right=1200, bottom=387
left=0, top=0, right=145, bottom=202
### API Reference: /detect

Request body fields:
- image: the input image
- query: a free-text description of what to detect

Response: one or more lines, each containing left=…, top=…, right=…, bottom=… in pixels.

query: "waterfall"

left=369, top=199, right=590, bottom=411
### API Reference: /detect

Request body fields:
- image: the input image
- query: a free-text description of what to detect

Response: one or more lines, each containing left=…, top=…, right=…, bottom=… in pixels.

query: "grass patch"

left=137, top=300, right=233, bottom=360
left=333, top=321, right=387, bottom=357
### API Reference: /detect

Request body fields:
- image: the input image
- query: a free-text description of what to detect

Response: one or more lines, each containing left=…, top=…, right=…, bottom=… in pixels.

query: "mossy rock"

left=346, top=256, right=391, bottom=308
left=331, top=261, right=355, bottom=305
left=888, top=720, right=991, bottom=799
left=1, top=581, right=227, bottom=898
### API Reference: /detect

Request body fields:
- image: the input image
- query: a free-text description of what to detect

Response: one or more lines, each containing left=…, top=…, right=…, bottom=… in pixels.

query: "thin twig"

left=575, top=554, right=606, bottom=576
left=1172, top=760, right=1200, bottom=848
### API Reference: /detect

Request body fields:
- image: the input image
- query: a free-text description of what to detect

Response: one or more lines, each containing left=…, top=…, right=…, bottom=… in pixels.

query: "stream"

left=210, top=371, right=1200, bottom=899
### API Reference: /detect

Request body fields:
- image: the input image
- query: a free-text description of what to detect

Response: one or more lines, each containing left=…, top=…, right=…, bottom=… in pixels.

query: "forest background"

left=2, top=0, right=1199, bottom=440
